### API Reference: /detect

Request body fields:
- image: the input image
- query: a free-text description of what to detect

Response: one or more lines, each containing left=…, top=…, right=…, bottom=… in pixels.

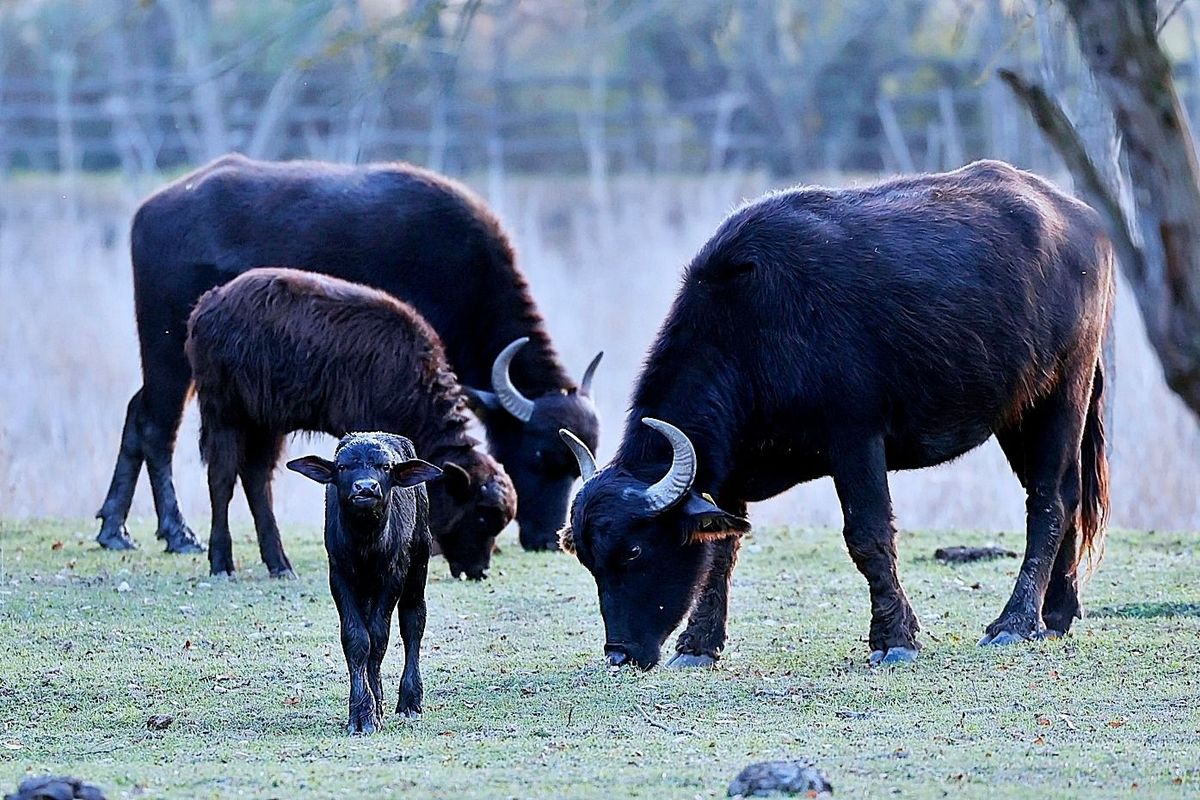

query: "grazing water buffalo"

left=559, top=160, right=1113, bottom=669
left=288, top=432, right=441, bottom=734
left=187, top=268, right=515, bottom=580
left=96, top=154, right=600, bottom=555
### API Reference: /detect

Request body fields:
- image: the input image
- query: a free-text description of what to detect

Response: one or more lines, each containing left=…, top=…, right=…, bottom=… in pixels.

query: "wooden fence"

left=0, top=64, right=1070, bottom=178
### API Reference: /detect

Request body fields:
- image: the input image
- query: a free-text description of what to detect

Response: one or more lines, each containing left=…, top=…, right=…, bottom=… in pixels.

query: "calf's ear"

left=463, top=387, right=502, bottom=418
left=439, top=461, right=473, bottom=501
left=558, top=525, right=576, bottom=554
left=286, top=455, right=336, bottom=484
left=392, top=459, right=444, bottom=488
left=679, top=492, right=750, bottom=545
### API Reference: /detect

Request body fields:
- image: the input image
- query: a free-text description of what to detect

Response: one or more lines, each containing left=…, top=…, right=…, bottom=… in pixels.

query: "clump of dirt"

left=728, top=760, right=832, bottom=797
left=146, top=714, right=174, bottom=730
left=933, top=545, right=1018, bottom=564
left=4, top=775, right=107, bottom=800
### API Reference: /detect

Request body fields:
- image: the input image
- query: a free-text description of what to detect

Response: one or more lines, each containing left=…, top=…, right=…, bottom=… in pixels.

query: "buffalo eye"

left=336, top=463, right=350, bottom=472
left=624, top=545, right=642, bottom=563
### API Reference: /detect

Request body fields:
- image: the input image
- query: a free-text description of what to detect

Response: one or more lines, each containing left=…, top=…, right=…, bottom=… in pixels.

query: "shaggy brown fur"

left=186, top=267, right=516, bottom=580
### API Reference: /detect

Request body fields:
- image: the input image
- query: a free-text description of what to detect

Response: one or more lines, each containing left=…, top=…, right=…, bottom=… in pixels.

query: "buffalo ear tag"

left=701, top=492, right=716, bottom=505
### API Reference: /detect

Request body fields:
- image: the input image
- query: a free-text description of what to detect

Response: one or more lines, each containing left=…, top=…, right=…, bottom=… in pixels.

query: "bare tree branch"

left=1011, top=0, right=1200, bottom=415
left=997, top=68, right=1146, bottom=284
left=1157, top=0, right=1188, bottom=32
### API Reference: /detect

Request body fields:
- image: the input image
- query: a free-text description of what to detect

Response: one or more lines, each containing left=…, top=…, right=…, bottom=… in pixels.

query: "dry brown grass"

left=1, top=170, right=1197, bottom=537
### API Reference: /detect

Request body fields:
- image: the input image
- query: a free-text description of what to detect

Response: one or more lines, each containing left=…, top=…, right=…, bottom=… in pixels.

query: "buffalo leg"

left=238, top=432, right=293, bottom=578
left=1040, top=519, right=1081, bottom=636
left=982, top=379, right=1088, bottom=644
left=330, top=571, right=379, bottom=734
left=831, top=434, right=920, bottom=663
left=141, top=352, right=204, bottom=554
left=668, top=534, right=741, bottom=668
left=95, top=389, right=146, bottom=550
left=202, top=423, right=240, bottom=577
left=365, top=591, right=400, bottom=720
left=996, top=427, right=1079, bottom=636
left=395, top=559, right=428, bottom=718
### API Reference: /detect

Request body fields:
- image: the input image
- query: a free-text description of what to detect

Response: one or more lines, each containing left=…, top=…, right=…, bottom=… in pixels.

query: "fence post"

left=51, top=51, right=79, bottom=218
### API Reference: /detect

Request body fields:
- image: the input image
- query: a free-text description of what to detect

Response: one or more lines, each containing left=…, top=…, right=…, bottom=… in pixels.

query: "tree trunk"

left=1003, top=0, right=1200, bottom=418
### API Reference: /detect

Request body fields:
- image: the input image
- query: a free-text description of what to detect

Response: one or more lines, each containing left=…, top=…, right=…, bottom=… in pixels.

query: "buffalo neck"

left=329, top=496, right=408, bottom=574
left=377, top=373, right=478, bottom=468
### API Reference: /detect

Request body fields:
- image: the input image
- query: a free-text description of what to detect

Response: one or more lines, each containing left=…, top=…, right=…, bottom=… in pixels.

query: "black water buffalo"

left=559, top=160, right=1113, bottom=669
left=186, top=268, right=516, bottom=580
left=288, top=432, right=441, bottom=734
left=96, top=154, right=601, bottom=555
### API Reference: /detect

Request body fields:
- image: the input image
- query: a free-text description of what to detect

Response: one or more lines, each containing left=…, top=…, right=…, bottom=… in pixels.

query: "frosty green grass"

left=0, top=520, right=1197, bottom=798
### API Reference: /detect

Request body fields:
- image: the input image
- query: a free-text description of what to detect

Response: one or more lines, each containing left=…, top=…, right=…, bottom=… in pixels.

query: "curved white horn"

left=641, top=417, right=697, bottom=513
left=491, top=337, right=535, bottom=422
left=579, top=351, right=603, bottom=396
left=558, top=429, right=598, bottom=483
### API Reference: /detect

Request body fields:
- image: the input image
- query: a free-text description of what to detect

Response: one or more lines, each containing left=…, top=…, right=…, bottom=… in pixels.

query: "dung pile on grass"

left=728, top=760, right=833, bottom=797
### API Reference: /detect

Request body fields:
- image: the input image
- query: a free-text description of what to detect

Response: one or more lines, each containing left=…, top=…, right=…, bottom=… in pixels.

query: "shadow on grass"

left=1090, top=602, right=1200, bottom=619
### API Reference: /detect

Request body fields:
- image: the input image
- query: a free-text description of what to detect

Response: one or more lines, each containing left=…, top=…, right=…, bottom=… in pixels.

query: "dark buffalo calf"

left=289, top=433, right=440, bottom=734
left=186, top=267, right=516, bottom=580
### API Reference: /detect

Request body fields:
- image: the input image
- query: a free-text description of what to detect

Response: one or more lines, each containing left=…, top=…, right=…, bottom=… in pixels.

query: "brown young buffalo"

left=186, top=268, right=516, bottom=580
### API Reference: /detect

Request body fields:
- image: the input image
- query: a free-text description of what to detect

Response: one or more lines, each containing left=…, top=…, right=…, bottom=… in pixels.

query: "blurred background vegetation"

left=1, top=0, right=1197, bottom=534
left=0, top=0, right=1161, bottom=179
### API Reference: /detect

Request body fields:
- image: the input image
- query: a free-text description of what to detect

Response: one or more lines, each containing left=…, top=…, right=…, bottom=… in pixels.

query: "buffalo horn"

left=491, top=337, right=535, bottom=422
left=558, top=429, right=598, bottom=483
left=580, top=351, right=604, bottom=396
left=641, top=418, right=697, bottom=513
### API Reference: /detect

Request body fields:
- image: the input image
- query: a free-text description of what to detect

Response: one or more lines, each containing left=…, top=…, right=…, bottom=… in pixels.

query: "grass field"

left=1, top=520, right=1197, bottom=799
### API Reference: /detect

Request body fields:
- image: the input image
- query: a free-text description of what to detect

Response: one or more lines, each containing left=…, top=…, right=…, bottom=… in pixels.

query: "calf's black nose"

left=605, top=646, right=631, bottom=668
left=350, top=479, right=382, bottom=498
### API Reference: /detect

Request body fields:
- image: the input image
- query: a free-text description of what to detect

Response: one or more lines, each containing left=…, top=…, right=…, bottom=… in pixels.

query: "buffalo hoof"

left=978, top=630, right=1029, bottom=646
left=96, top=521, right=137, bottom=551
left=269, top=567, right=298, bottom=580
left=347, top=711, right=382, bottom=736
left=666, top=652, right=717, bottom=669
left=1035, top=628, right=1066, bottom=641
left=868, top=647, right=919, bottom=666
left=396, top=701, right=422, bottom=720
left=162, top=527, right=206, bottom=554
left=8, top=775, right=108, bottom=800
left=209, top=556, right=236, bottom=578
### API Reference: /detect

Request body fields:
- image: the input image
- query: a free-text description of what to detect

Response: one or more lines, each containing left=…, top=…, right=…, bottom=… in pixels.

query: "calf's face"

left=427, top=451, right=516, bottom=580
left=287, top=437, right=442, bottom=519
